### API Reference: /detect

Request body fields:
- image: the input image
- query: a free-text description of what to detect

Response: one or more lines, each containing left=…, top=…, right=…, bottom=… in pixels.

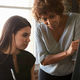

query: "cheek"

left=57, top=17, right=60, bottom=23
left=16, top=38, right=24, bottom=45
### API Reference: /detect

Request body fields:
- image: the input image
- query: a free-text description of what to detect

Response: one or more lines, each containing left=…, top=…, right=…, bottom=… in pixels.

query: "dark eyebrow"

left=23, top=33, right=28, bottom=35
left=49, top=14, right=55, bottom=17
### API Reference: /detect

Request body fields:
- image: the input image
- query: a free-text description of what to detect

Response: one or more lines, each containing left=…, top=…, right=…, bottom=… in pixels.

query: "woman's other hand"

left=67, top=39, right=80, bottom=56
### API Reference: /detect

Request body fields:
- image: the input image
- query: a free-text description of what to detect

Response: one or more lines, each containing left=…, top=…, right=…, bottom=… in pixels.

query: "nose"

left=26, top=36, right=30, bottom=43
left=46, top=19, right=51, bottom=25
left=28, top=37, right=30, bottom=42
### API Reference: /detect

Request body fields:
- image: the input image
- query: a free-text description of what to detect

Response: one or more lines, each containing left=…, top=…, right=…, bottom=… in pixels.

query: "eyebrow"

left=49, top=14, right=55, bottom=17
left=42, top=18, right=47, bottom=19
left=23, top=33, right=28, bottom=35
left=41, top=14, right=55, bottom=19
left=23, top=32, right=30, bottom=35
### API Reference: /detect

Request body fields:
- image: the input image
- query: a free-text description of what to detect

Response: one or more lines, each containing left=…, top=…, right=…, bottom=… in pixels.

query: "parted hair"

left=32, top=0, right=64, bottom=22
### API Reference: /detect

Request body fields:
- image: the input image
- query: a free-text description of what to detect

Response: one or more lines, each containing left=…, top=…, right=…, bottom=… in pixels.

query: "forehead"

left=41, top=12, right=57, bottom=18
left=17, top=26, right=31, bottom=34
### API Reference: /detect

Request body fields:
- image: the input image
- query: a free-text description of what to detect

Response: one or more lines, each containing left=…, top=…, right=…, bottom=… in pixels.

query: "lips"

left=24, top=44, right=28, bottom=47
left=49, top=23, right=57, bottom=28
left=49, top=25, right=56, bottom=29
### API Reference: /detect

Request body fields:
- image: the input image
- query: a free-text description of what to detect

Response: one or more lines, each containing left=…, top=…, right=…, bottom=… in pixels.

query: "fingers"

left=72, top=39, right=80, bottom=51
left=67, top=39, right=80, bottom=56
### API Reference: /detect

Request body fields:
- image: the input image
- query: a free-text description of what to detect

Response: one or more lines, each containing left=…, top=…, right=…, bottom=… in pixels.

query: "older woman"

left=32, top=0, right=80, bottom=80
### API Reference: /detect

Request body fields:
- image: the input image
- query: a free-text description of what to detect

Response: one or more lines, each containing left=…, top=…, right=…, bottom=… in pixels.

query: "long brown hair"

left=0, top=15, right=31, bottom=53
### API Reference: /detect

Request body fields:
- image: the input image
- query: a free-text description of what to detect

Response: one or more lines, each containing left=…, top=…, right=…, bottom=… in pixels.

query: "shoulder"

left=36, top=23, right=48, bottom=31
left=35, top=23, right=49, bottom=36
left=68, top=12, right=80, bottom=20
left=65, top=12, right=80, bottom=26
left=18, top=50, right=36, bottom=61
left=22, top=50, right=36, bottom=67
left=18, top=50, right=36, bottom=68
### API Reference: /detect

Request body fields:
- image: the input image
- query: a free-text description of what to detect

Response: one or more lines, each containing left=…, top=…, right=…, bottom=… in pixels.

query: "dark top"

left=0, top=50, right=36, bottom=80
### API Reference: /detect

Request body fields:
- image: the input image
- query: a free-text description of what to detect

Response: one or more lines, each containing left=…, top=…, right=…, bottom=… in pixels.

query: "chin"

left=50, top=27, right=55, bottom=30
left=19, top=47, right=27, bottom=50
left=18, top=45, right=28, bottom=50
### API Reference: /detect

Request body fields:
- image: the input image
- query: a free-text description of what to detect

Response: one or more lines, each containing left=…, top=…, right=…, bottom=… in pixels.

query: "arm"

left=35, top=24, right=79, bottom=66
left=31, top=64, right=35, bottom=80
left=42, top=39, right=79, bottom=65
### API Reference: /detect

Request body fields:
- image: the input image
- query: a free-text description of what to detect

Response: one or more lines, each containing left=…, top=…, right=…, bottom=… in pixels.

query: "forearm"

left=41, top=50, right=70, bottom=65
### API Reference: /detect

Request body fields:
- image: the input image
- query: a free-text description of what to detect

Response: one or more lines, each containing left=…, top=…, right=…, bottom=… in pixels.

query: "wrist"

left=66, top=50, right=72, bottom=56
left=65, top=51, right=67, bottom=57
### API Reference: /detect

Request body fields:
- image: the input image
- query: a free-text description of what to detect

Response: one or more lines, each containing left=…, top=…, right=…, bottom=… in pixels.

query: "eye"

left=42, top=18, right=47, bottom=21
left=22, top=33, right=31, bottom=37
left=22, top=33, right=28, bottom=37
left=22, top=34, right=28, bottom=37
left=49, top=15, right=55, bottom=19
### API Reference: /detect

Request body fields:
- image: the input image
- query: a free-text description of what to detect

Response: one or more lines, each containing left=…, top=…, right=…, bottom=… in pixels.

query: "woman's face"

left=41, top=12, right=61, bottom=30
left=12, top=26, right=31, bottom=50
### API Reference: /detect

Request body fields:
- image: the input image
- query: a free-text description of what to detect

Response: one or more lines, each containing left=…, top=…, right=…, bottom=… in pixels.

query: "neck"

left=59, top=15, right=68, bottom=27
left=3, top=46, right=20, bottom=55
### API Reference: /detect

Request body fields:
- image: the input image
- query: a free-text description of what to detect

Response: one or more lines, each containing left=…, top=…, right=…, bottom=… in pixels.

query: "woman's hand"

left=67, top=39, right=80, bottom=56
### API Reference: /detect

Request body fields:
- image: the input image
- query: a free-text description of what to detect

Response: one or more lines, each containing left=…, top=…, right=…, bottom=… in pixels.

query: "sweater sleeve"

left=29, top=53, right=36, bottom=69
left=35, top=24, right=49, bottom=63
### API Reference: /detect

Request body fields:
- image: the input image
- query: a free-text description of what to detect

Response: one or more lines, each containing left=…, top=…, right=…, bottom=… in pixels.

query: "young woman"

left=0, top=15, right=36, bottom=80
left=32, top=0, right=80, bottom=80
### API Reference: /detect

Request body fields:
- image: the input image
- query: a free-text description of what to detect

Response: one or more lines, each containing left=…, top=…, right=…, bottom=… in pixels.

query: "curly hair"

left=32, top=0, right=64, bottom=22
